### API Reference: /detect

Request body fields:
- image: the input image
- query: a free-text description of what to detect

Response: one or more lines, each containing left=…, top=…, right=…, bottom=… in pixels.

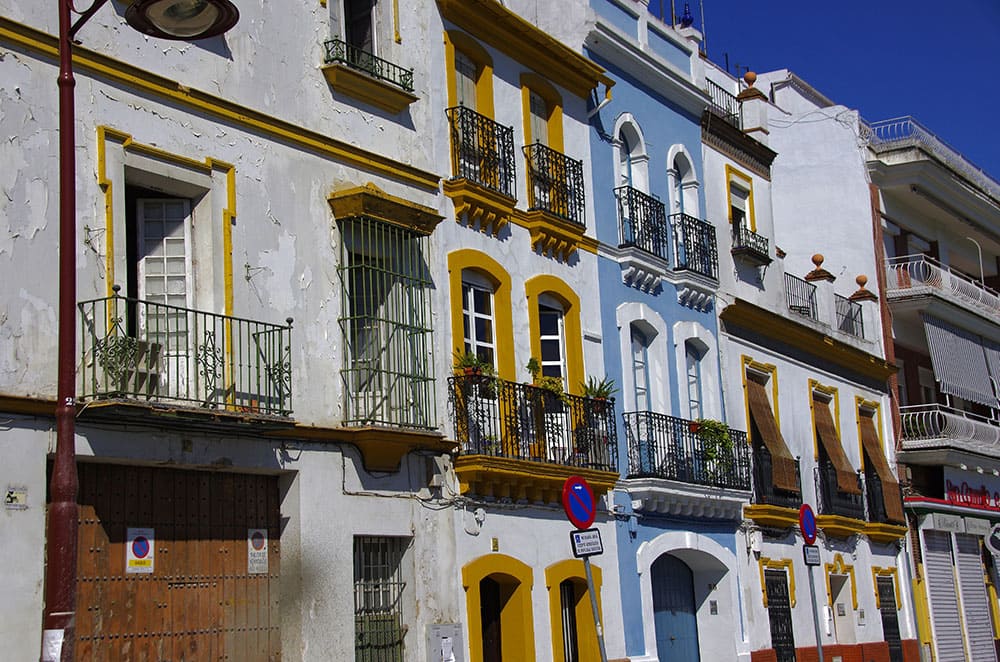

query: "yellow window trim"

left=742, top=356, right=779, bottom=432
left=871, top=566, right=902, bottom=610
left=462, top=554, right=536, bottom=662
left=545, top=560, right=603, bottom=662
left=443, top=30, right=495, bottom=118
left=448, top=250, right=516, bottom=381
left=525, top=275, right=584, bottom=395
left=855, top=397, right=883, bottom=472
left=758, top=557, right=796, bottom=608
left=96, top=126, right=236, bottom=317
left=520, top=73, right=564, bottom=153
left=808, top=379, right=840, bottom=461
left=725, top=164, right=756, bottom=231
left=0, top=17, right=439, bottom=191
left=824, top=553, right=858, bottom=609
left=327, top=183, right=444, bottom=235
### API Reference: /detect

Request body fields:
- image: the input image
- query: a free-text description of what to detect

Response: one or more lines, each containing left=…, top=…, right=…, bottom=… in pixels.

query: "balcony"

left=615, top=186, right=669, bottom=260
left=446, top=105, right=516, bottom=199
left=79, top=289, right=292, bottom=417
left=622, top=411, right=750, bottom=490
left=321, top=38, right=417, bottom=113
left=731, top=222, right=771, bottom=266
left=814, top=460, right=865, bottom=522
left=670, top=213, right=719, bottom=280
left=835, top=294, right=864, bottom=338
left=900, top=403, right=1000, bottom=459
left=323, top=38, right=413, bottom=92
left=751, top=446, right=802, bottom=509
left=885, top=253, right=1000, bottom=325
left=706, top=79, right=742, bottom=129
left=448, top=373, right=618, bottom=471
left=785, top=273, right=817, bottom=319
left=523, top=143, right=586, bottom=227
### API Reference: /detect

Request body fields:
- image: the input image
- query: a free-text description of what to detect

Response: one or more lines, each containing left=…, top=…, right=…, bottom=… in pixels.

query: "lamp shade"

left=125, top=0, right=239, bottom=39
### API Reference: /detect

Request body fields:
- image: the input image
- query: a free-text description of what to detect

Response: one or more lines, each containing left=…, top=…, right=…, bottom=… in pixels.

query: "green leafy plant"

left=694, top=418, right=734, bottom=480
left=454, top=349, right=494, bottom=375
left=581, top=376, right=617, bottom=400
left=526, top=357, right=566, bottom=402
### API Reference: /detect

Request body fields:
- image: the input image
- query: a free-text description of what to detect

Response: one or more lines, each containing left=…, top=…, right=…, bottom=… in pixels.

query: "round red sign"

left=562, top=476, right=597, bottom=530
left=799, top=503, right=817, bottom=545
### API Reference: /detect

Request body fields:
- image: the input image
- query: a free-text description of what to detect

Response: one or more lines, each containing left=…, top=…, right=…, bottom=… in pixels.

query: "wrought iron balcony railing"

left=523, top=143, right=586, bottom=227
left=669, top=213, right=719, bottom=280
left=731, top=222, right=770, bottom=265
left=835, top=294, right=864, bottom=338
left=615, top=186, right=669, bottom=260
left=751, top=446, right=802, bottom=509
left=323, top=38, right=414, bottom=93
left=446, top=105, right=516, bottom=199
left=900, top=403, right=1000, bottom=459
left=706, top=79, right=742, bottom=129
left=785, top=273, right=817, bottom=319
left=79, top=288, right=292, bottom=416
left=814, top=460, right=865, bottom=520
left=622, top=411, right=751, bottom=490
left=448, top=373, right=618, bottom=471
left=885, top=253, right=1000, bottom=324
left=863, top=470, right=903, bottom=525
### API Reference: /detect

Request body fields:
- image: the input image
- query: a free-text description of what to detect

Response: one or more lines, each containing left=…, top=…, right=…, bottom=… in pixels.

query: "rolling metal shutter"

left=922, top=530, right=966, bottom=662
left=954, top=533, right=997, bottom=662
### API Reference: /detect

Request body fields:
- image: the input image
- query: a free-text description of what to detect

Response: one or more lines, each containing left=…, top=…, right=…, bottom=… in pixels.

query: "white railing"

left=862, top=116, right=1000, bottom=203
left=885, top=254, right=1000, bottom=323
left=900, top=404, right=1000, bottom=457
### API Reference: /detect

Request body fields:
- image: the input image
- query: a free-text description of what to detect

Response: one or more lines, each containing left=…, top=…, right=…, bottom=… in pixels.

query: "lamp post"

left=44, top=2, right=238, bottom=660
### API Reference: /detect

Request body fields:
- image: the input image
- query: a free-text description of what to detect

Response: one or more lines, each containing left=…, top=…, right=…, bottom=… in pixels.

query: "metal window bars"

left=731, top=221, right=770, bottom=263
left=835, top=293, right=864, bottom=338
left=621, top=411, right=750, bottom=490
left=669, top=212, right=719, bottom=280
left=447, top=372, right=619, bottom=472
left=323, top=37, right=414, bottom=93
left=614, top=186, right=669, bottom=260
left=338, top=216, right=436, bottom=430
left=78, top=286, right=293, bottom=415
left=446, top=105, right=516, bottom=199
left=785, top=273, right=817, bottom=319
left=523, top=142, right=586, bottom=227
left=813, top=460, right=865, bottom=520
left=750, top=446, right=802, bottom=509
left=706, top=79, right=742, bottom=129
left=354, top=536, right=408, bottom=662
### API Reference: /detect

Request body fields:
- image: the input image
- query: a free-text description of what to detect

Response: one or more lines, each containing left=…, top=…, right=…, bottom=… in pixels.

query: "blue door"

left=652, top=553, right=700, bottom=662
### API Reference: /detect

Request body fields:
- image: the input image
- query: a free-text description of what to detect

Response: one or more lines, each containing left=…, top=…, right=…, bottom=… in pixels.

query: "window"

left=730, top=184, right=749, bottom=229
left=615, top=119, right=648, bottom=191
left=685, top=340, right=703, bottom=420
left=745, top=363, right=800, bottom=501
left=455, top=50, right=478, bottom=111
left=726, top=166, right=755, bottom=231
left=529, top=90, right=550, bottom=146
left=667, top=146, right=699, bottom=217
left=354, top=536, right=408, bottom=662
left=462, top=272, right=496, bottom=370
left=559, top=580, right=581, bottom=662
left=631, top=326, right=651, bottom=412
left=538, top=297, right=567, bottom=386
left=344, top=0, right=376, bottom=54
left=339, top=215, right=435, bottom=428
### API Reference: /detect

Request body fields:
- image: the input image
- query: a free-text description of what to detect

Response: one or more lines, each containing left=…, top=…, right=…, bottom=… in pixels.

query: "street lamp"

left=44, top=1, right=238, bottom=660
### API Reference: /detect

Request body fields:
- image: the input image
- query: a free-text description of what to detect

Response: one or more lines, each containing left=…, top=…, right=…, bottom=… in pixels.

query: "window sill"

left=443, top=178, right=516, bottom=236
left=513, top=208, right=598, bottom=263
left=321, top=63, right=418, bottom=114
left=743, top=504, right=799, bottom=528
left=455, top=455, right=617, bottom=504
left=816, top=514, right=866, bottom=538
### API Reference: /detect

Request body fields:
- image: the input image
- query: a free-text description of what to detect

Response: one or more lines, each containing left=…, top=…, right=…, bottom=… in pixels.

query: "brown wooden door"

left=73, top=463, right=280, bottom=661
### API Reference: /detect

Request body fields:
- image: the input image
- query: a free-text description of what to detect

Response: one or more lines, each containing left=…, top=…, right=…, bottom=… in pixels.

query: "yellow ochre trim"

left=871, top=566, right=901, bottom=610
left=443, top=30, right=495, bottom=119
left=462, top=554, right=536, bottom=662
left=742, top=355, right=779, bottom=431
left=855, top=396, right=883, bottom=472
left=808, top=379, right=840, bottom=461
left=758, top=557, right=796, bottom=608
left=447, top=250, right=516, bottom=382
left=913, top=570, right=934, bottom=649
left=328, top=183, right=444, bottom=234
left=725, top=164, right=756, bottom=231
left=824, top=553, right=858, bottom=609
left=392, top=0, right=401, bottom=43
left=546, top=560, right=604, bottom=662
left=525, top=275, right=584, bottom=395
left=520, top=73, right=564, bottom=153
left=1, top=17, right=439, bottom=190
left=743, top=504, right=799, bottom=529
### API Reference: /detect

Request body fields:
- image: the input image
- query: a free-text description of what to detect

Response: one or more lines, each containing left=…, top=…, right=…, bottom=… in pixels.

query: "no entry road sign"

left=562, top=476, right=597, bottom=530
left=799, top=503, right=817, bottom=545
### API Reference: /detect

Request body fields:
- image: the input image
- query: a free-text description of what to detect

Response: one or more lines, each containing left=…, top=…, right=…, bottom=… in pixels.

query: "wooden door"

left=73, top=463, right=280, bottom=661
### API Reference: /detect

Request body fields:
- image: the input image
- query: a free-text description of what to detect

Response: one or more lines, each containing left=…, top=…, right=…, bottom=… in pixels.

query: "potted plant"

left=526, top=357, right=566, bottom=411
left=453, top=349, right=493, bottom=376
left=581, top=375, right=617, bottom=400
left=693, top=418, right=734, bottom=480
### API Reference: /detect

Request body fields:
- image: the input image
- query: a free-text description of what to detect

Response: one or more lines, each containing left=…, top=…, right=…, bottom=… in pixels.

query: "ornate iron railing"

left=751, top=446, right=802, bottom=509
left=864, top=470, right=898, bottom=525
left=615, top=186, right=669, bottom=260
left=814, top=461, right=865, bottom=520
left=669, top=213, right=719, bottom=279
left=885, top=253, right=1000, bottom=325
left=706, top=79, right=742, bottom=129
left=732, top=222, right=770, bottom=263
left=835, top=294, right=864, bottom=338
left=323, top=38, right=414, bottom=93
left=622, top=411, right=751, bottom=490
left=79, top=287, right=293, bottom=416
left=448, top=373, right=618, bottom=471
left=523, top=143, right=586, bottom=227
left=446, top=105, right=516, bottom=198
left=785, top=273, right=817, bottom=319
left=899, top=403, right=1000, bottom=459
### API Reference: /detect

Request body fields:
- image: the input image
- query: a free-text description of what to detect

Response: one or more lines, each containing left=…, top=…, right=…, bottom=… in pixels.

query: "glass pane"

left=540, top=338, right=560, bottom=362
left=475, top=318, right=492, bottom=342
left=473, top=288, right=491, bottom=315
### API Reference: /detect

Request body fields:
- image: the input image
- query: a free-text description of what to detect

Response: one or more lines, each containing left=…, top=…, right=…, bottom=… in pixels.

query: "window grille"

left=354, top=536, right=408, bottom=662
left=338, top=216, right=436, bottom=429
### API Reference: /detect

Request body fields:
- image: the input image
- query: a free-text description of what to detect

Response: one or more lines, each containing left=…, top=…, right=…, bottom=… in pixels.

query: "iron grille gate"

left=765, top=569, right=796, bottom=662
left=877, top=576, right=903, bottom=662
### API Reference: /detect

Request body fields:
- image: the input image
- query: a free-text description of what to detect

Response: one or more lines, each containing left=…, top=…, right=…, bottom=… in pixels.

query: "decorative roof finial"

left=680, top=3, right=694, bottom=28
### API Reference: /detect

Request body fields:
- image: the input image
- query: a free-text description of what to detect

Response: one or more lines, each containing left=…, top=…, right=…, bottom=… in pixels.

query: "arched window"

left=685, top=339, right=706, bottom=420
left=462, top=270, right=497, bottom=370
left=632, top=325, right=651, bottom=412
left=667, top=144, right=700, bottom=217
left=614, top=117, right=648, bottom=192
left=538, top=294, right=567, bottom=387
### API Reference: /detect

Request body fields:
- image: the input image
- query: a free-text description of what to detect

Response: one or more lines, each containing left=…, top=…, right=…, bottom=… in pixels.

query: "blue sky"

left=651, top=1, right=1000, bottom=182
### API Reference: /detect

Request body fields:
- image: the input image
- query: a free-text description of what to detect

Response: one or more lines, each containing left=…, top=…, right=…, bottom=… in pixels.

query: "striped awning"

left=922, top=315, right=996, bottom=407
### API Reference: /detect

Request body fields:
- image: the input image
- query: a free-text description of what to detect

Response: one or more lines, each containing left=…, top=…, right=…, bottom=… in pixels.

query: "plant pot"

left=688, top=422, right=701, bottom=434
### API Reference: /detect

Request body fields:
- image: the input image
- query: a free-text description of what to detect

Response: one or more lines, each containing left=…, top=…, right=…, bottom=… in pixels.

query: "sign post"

left=799, top=504, right=824, bottom=662
left=562, top=477, right=608, bottom=662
